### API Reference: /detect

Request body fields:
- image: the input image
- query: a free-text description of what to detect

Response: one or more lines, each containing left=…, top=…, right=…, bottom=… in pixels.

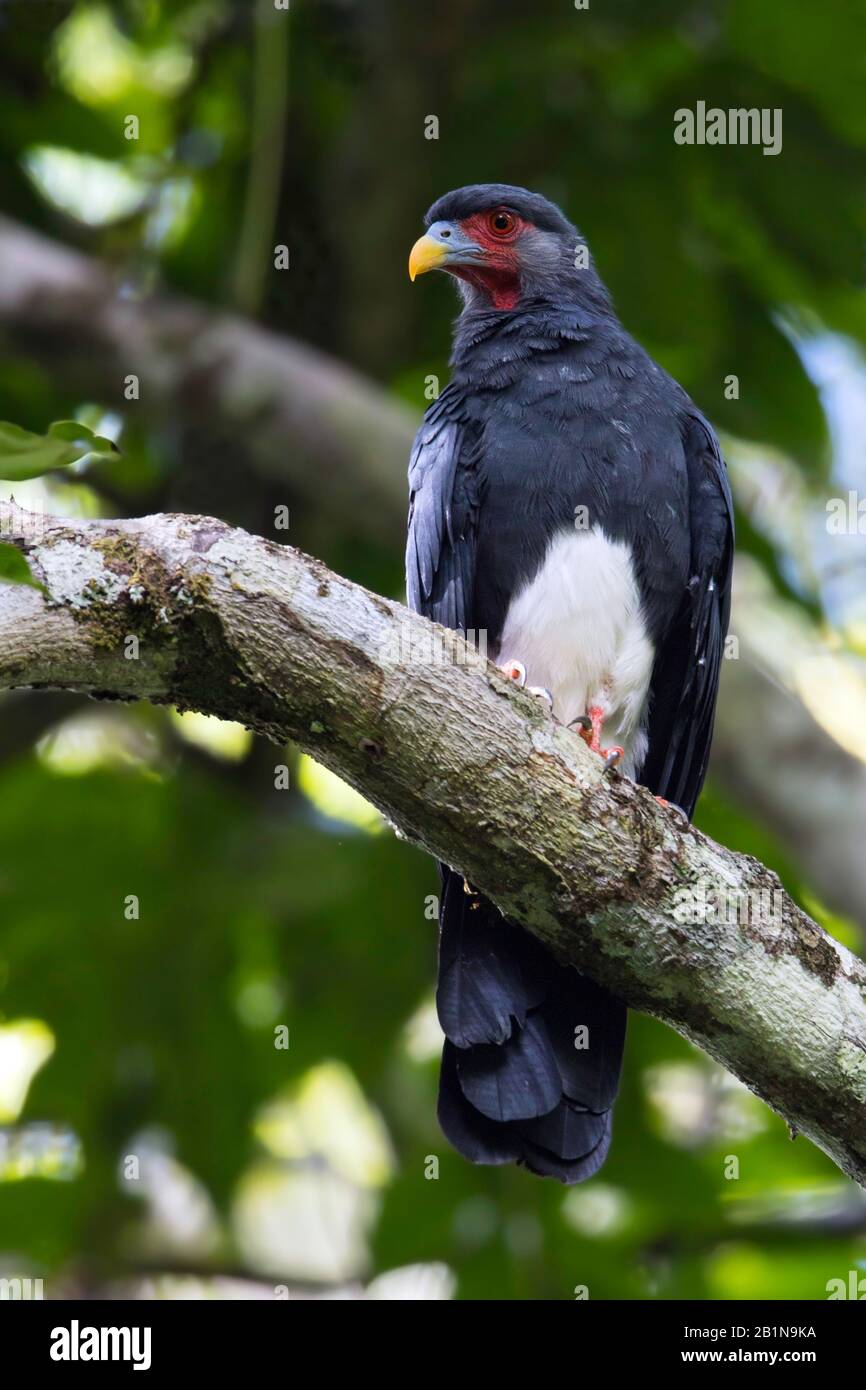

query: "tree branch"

left=2, top=501, right=865, bottom=1184
left=3, top=216, right=864, bottom=931
left=0, top=216, right=414, bottom=545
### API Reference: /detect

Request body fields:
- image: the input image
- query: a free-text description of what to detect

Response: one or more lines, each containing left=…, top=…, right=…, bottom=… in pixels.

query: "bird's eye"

left=487, top=209, right=516, bottom=237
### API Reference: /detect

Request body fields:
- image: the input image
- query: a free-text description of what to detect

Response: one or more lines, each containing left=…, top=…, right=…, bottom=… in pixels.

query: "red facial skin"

left=449, top=209, right=529, bottom=310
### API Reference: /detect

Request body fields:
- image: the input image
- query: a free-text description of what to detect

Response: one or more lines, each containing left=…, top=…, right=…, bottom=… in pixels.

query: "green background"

left=0, top=0, right=865, bottom=1300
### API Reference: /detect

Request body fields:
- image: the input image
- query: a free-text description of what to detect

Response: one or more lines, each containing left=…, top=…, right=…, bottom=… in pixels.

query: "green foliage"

left=0, top=542, right=41, bottom=589
left=0, top=751, right=856, bottom=1299
left=0, top=0, right=864, bottom=1301
left=0, top=420, right=118, bottom=482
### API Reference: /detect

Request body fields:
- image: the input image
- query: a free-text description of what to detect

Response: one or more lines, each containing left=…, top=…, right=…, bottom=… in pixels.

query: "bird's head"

left=408, top=183, right=609, bottom=314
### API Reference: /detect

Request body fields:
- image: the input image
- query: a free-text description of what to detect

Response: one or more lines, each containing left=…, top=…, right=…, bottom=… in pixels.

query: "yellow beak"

left=408, top=233, right=449, bottom=281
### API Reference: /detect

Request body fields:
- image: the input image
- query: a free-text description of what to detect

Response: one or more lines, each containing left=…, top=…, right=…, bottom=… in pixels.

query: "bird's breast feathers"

left=495, top=525, right=654, bottom=776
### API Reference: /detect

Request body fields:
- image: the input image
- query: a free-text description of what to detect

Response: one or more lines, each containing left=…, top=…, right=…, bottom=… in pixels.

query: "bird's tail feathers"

left=435, top=866, right=626, bottom=1183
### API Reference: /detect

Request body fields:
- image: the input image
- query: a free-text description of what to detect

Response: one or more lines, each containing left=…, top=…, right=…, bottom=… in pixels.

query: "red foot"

left=578, top=705, right=605, bottom=752
left=575, top=707, right=623, bottom=769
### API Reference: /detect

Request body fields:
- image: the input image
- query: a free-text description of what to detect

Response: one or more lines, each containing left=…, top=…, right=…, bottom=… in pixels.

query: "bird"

left=405, top=184, right=734, bottom=1183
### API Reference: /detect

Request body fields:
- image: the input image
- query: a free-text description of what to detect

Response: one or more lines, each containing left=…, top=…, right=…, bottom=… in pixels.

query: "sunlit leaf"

left=0, top=419, right=118, bottom=481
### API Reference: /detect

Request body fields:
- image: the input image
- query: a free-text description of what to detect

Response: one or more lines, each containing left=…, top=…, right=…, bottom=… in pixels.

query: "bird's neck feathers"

left=449, top=265, right=618, bottom=372
left=448, top=233, right=616, bottom=364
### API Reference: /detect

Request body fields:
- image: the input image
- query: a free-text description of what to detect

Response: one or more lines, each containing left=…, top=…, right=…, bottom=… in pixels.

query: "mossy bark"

left=2, top=500, right=865, bottom=1185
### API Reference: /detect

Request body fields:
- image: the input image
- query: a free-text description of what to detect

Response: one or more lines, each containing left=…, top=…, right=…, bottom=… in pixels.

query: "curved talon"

left=500, top=662, right=552, bottom=708
left=602, top=746, right=624, bottom=771
left=528, top=685, right=553, bottom=706
left=570, top=714, right=593, bottom=732
left=500, top=659, right=526, bottom=687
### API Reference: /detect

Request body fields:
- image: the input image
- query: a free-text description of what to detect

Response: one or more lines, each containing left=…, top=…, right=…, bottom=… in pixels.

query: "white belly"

left=495, top=526, right=654, bottom=776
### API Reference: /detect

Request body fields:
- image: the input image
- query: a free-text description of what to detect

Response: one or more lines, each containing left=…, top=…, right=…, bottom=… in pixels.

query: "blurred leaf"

left=0, top=420, right=118, bottom=481
left=0, top=542, right=42, bottom=590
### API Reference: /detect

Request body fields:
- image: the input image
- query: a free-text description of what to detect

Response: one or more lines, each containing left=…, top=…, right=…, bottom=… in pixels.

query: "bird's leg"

left=571, top=700, right=624, bottom=772
left=499, top=659, right=553, bottom=707
left=575, top=704, right=604, bottom=751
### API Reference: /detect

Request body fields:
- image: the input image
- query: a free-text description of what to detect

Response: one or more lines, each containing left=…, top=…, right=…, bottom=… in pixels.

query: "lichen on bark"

left=1, top=499, right=865, bottom=1187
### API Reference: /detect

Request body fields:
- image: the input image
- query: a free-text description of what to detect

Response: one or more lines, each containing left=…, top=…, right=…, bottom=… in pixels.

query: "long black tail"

left=435, top=866, right=626, bottom=1183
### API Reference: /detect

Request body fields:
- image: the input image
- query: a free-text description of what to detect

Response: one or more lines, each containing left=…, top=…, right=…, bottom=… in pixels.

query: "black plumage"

left=407, top=184, right=733, bottom=1182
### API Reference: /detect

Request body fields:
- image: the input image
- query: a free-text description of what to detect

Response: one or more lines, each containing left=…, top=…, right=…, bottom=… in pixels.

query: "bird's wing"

left=638, top=410, right=734, bottom=818
left=406, top=387, right=479, bottom=632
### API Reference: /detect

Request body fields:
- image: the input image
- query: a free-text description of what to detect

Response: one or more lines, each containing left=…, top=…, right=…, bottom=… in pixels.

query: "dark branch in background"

left=1, top=215, right=863, bottom=931
left=231, top=0, right=289, bottom=316
left=0, top=689, right=80, bottom=763
left=715, top=646, right=866, bottom=932
left=2, top=501, right=865, bottom=1187
left=0, top=215, right=414, bottom=547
